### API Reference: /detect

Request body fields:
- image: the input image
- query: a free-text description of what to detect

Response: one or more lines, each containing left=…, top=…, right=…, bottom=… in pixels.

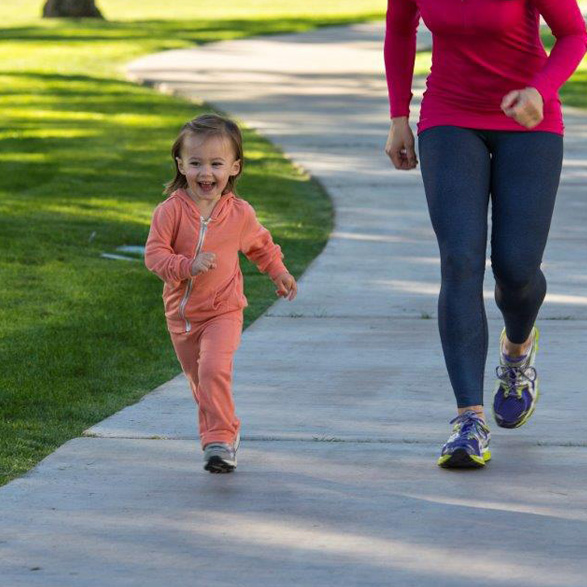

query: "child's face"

left=176, top=133, right=241, bottom=204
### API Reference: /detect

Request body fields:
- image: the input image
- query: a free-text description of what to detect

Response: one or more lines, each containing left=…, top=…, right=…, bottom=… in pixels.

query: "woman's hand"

left=273, top=272, right=297, bottom=301
left=385, top=117, right=418, bottom=170
left=190, top=252, right=216, bottom=276
left=501, top=87, right=544, bottom=129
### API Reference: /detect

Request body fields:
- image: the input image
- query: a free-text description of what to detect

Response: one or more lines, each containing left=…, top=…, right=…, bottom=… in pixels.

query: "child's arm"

left=240, top=203, right=297, bottom=300
left=144, top=204, right=193, bottom=285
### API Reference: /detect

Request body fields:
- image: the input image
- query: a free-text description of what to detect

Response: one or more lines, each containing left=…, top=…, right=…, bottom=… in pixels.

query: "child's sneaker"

left=493, top=327, right=539, bottom=429
left=203, top=433, right=240, bottom=473
left=437, top=410, right=491, bottom=468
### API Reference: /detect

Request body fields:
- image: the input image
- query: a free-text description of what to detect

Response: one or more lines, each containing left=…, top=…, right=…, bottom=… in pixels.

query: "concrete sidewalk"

left=2, top=23, right=587, bottom=587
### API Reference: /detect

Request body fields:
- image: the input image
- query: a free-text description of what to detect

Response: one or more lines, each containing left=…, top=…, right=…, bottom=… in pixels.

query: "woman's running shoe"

left=493, top=327, right=539, bottom=429
left=438, top=410, right=491, bottom=468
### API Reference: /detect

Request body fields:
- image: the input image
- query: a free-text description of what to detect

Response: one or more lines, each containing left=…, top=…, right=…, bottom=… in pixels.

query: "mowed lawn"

left=1, top=1, right=585, bottom=486
left=0, top=0, right=389, bottom=486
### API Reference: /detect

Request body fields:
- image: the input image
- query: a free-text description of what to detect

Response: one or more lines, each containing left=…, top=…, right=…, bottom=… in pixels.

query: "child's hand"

left=190, top=252, right=217, bottom=276
left=273, top=272, right=297, bottom=301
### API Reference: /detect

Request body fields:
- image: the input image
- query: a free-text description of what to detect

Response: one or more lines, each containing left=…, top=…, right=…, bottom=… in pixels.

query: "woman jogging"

left=384, top=0, right=587, bottom=467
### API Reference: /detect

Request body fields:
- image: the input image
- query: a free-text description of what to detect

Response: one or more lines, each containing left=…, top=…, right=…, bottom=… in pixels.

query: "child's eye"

left=190, top=162, right=200, bottom=166
left=212, top=162, right=222, bottom=167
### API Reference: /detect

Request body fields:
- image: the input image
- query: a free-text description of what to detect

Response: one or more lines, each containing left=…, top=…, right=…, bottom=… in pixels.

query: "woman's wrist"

left=392, top=116, right=409, bottom=125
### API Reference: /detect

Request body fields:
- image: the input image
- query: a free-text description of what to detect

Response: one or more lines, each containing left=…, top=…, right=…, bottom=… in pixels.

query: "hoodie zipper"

left=178, top=215, right=211, bottom=333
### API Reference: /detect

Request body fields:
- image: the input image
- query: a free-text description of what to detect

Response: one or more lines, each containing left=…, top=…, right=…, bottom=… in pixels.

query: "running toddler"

left=145, top=114, right=297, bottom=473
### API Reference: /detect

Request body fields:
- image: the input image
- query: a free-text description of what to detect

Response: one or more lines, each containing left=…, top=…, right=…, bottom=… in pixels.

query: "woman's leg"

left=418, top=126, right=492, bottom=410
left=489, top=131, right=563, bottom=429
left=489, top=131, right=563, bottom=344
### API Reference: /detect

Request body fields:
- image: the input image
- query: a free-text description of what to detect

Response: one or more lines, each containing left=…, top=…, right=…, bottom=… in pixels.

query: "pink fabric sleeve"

left=240, top=203, right=287, bottom=280
left=530, top=0, right=587, bottom=102
left=384, top=0, right=420, bottom=118
left=144, top=203, right=193, bottom=285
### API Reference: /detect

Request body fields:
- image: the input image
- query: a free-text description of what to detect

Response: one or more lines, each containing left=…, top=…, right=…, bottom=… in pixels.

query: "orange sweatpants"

left=169, top=310, right=243, bottom=448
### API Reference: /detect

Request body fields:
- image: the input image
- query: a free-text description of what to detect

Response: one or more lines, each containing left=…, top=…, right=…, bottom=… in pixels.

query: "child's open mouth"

left=198, top=181, right=216, bottom=194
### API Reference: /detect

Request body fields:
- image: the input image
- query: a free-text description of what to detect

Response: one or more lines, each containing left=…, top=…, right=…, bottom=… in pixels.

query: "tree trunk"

left=42, top=0, right=104, bottom=18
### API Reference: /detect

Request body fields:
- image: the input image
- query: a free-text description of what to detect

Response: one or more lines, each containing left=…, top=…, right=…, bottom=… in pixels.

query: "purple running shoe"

left=493, top=327, right=539, bottom=429
left=438, top=410, right=491, bottom=468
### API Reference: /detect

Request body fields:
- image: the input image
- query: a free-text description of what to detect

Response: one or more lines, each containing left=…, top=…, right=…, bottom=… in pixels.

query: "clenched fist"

left=501, top=87, right=544, bottom=129
left=190, top=252, right=217, bottom=276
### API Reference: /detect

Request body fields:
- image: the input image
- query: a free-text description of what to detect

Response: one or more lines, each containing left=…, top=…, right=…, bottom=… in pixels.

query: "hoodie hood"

left=175, top=188, right=235, bottom=223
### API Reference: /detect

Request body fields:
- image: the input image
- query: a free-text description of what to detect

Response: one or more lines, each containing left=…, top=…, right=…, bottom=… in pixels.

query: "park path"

left=2, top=22, right=587, bottom=587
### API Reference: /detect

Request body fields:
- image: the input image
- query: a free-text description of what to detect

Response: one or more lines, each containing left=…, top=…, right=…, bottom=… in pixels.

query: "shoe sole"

left=437, top=448, right=491, bottom=469
left=492, top=327, right=540, bottom=429
left=204, top=456, right=236, bottom=474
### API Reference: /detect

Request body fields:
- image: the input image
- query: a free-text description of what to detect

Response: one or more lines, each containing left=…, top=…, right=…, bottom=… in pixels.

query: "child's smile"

left=198, top=180, right=215, bottom=194
left=176, top=134, right=241, bottom=206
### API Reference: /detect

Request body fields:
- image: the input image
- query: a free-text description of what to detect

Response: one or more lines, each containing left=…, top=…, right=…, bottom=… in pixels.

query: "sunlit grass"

left=0, top=0, right=385, bottom=22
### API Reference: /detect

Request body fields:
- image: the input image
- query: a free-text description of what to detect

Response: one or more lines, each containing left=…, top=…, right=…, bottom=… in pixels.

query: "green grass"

left=0, top=1, right=389, bottom=486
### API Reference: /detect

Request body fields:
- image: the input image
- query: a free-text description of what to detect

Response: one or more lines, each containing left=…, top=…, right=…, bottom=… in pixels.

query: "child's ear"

left=231, top=159, right=241, bottom=177
left=176, top=157, right=186, bottom=176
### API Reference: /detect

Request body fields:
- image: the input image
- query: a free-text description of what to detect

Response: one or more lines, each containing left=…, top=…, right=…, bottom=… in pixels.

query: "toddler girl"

left=145, top=113, right=297, bottom=473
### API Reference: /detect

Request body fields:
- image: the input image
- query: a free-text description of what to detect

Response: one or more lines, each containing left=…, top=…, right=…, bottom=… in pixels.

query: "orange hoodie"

left=145, top=188, right=287, bottom=333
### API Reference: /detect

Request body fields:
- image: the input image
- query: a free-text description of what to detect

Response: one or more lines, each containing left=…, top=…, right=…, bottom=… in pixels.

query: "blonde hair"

left=164, top=113, right=244, bottom=196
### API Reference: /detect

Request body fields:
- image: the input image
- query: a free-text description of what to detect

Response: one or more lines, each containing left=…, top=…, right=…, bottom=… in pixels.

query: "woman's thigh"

left=418, top=126, right=492, bottom=275
left=489, top=131, right=563, bottom=281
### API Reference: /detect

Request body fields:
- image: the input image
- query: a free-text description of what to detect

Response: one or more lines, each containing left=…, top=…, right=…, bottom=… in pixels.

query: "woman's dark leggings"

left=418, top=126, right=563, bottom=408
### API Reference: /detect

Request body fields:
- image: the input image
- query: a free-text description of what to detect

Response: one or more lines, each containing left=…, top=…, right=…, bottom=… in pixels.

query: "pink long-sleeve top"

left=384, top=0, right=587, bottom=135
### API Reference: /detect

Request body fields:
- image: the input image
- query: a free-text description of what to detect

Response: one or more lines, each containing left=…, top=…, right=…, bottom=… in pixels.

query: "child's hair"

left=164, top=113, right=244, bottom=196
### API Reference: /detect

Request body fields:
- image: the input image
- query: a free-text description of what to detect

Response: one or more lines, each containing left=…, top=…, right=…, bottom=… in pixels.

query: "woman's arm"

left=530, top=0, right=587, bottom=103
left=384, top=0, right=420, bottom=119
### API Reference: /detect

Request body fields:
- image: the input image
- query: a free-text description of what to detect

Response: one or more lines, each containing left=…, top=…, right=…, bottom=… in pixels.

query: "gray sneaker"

left=203, top=433, right=240, bottom=473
